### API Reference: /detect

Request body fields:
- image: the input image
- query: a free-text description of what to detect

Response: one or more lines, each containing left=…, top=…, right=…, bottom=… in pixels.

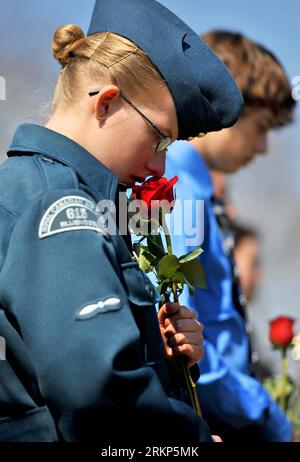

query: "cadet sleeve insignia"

left=39, top=195, right=107, bottom=239
left=76, top=297, right=122, bottom=320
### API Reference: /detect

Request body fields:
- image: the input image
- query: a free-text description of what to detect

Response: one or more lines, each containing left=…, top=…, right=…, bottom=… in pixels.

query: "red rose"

left=132, top=176, right=178, bottom=218
left=269, top=316, right=295, bottom=348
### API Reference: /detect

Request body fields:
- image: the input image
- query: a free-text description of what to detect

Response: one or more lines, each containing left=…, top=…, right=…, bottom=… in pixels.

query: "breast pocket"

left=120, top=262, right=164, bottom=367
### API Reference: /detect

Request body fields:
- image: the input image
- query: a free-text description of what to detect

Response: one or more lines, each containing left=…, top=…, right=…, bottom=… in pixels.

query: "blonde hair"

left=51, top=24, right=165, bottom=112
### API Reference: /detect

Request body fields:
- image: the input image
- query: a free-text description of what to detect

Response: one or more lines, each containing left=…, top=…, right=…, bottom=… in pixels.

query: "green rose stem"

left=280, top=348, right=288, bottom=412
left=161, top=211, right=202, bottom=417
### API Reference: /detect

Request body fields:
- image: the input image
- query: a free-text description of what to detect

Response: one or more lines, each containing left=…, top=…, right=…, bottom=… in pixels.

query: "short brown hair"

left=202, top=30, right=295, bottom=127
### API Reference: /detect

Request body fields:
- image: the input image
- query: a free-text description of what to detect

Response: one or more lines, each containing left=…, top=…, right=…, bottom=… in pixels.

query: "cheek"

left=131, top=130, right=156, bottom=158
left=227, top=124, right=258, bottom=154
left=119, top=134, right=151, bottom=160
left=127, top=145, right=155, bottom=176
left=230, top=134, right=251, bottom=154
left=218, top=131, right=245, bottom=158
left=121, top=117, right=154, bottom=151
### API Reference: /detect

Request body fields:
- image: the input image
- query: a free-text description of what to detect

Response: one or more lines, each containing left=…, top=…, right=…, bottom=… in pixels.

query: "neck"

left=46, top=110, right=111, bottom=166
left=190, top=137, right=211, bottom=164
left=46, top=110, right=121, bottom=181
left=46, top=111, right=90, bottom=151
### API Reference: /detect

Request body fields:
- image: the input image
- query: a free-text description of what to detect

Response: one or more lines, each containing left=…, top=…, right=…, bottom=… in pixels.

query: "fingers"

left=167, top=332, right=203, bottom=348
left=212, top=435, right=222, bottom=443
left=163, top=305, right=198, bottom=329
left=158, top=303, right=197, bottom=326
left=164, top=318, right=204, bottom=337
left=172, top=305, right=197, bottom=319
left=158, top=303, right=205, bottom=367
left=172, top=343, right=204, bottom=364
left=166, top=329, right=205, bottom=366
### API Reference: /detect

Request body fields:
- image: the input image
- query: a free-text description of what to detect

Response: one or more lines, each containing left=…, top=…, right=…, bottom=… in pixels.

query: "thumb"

left=212, top=435, right=222, bottom=443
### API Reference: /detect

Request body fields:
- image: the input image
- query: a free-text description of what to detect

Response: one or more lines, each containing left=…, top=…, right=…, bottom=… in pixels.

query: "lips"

left=127, top=177, right=145, bottom=188
left=132, top=176, right=146, bottom=184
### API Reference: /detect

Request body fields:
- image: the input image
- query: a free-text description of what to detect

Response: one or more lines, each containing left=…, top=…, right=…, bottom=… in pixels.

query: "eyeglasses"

left=88, top=89, right=173, bottom=153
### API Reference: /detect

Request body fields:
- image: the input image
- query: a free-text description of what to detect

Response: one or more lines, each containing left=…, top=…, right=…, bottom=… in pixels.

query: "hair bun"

left=52, top=24, right=85, bottom=67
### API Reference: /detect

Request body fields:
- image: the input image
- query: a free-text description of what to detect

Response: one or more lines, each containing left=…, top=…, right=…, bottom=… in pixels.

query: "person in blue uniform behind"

left=166, top=31, right=296, bottom=442
left=0, top=2, right=243, bottom=442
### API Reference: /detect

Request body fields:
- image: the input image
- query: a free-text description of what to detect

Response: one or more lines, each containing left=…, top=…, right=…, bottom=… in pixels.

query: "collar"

left=167, top=140, right=214, bottom=199
left=7, top=123, right=119, bottom=202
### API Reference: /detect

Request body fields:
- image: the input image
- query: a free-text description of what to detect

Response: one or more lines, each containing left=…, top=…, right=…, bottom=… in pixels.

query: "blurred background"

left=0, top=0, right=299, bottom=381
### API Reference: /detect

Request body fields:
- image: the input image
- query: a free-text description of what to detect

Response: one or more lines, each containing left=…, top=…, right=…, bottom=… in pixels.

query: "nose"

left=255, top=133, right=268, bottom=155
left=146, top=152, right=166, bottom=177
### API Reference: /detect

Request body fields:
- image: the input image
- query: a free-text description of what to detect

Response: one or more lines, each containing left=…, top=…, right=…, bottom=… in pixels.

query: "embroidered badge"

left=39, top=196, right=107, bottom=239
left=76, top=297, right=122, bottom=320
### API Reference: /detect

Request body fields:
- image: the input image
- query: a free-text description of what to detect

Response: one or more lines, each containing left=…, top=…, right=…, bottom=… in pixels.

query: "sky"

left=0, top=0, right=300, bottom=380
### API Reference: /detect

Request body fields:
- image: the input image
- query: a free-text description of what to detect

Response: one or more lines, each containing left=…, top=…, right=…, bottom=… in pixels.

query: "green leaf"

left=171, top=271, right=186, bottom=285
left=185, top=278, right=195, bottom=297
left=180, top=259, right=207, bottom=289
left=147, top=233, right=166, bottom=259
left=168, top=273, right=185, bottom=298
left=263, top=377, right=281, bottom=399
left=179, top=247, right=204, bottom=263
left=150, top=256, right=162, bottom=268
left=133, top=242, right=141, bottom=257
left=160, top=293, right=166, bottom=305
left=157, top=255, right=181, bottom=280
left=137, top=246, right=156, bottom=273
left=263, top=376, right=293, bottom=401
left=140, top=245, right=156, bottom=261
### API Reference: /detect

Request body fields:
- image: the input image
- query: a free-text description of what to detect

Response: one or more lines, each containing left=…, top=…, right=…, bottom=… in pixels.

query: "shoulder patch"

left=39, top=195, right=107, bottom=239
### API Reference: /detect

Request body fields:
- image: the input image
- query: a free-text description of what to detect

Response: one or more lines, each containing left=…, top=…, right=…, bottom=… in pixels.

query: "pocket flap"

left=121, top=262, right=161, bottom=307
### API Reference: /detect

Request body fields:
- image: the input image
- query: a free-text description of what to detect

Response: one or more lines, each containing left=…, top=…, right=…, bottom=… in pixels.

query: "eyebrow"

left=166, top=128, right=173, bottom=139
left=160, top=127, right=174, bottom=140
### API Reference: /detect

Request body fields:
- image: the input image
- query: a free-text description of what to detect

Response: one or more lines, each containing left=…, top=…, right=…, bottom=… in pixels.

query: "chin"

left=223, top=165, right=240, bottom=174
left=124, top=179, right=135, bottom=188
left=242, top=157, right=254, bottom=167
left=128, top=176, right=146, bottom=187
left=125, top=178, right=138, bottom=188
left=231, top=159, right=251, bottom=172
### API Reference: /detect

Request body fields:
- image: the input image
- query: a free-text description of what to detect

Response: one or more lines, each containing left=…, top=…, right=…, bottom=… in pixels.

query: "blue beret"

left=88, top=0, right=244, bottom=140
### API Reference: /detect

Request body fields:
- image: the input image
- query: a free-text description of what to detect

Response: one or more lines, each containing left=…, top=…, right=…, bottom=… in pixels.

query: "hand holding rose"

left=158, top=302, right=204, bottom=369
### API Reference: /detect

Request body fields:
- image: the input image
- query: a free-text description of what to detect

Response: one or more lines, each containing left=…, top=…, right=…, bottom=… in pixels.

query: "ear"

left=94, top=85, right=121, bottom=121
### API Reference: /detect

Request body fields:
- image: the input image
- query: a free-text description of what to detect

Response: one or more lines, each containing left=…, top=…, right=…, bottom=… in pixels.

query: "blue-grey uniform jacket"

left=0, top=124, right=212, bottom=442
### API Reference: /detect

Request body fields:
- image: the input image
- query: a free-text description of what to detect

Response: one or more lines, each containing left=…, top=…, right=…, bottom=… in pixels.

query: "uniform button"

left=251, top=351, right=259, bottom=363
left=245, top=322, right=253, bottom=334
left=239, top=293, right=247, bottom=307
left=41, top=156, right=56, bottom=164
left=145, top=284, right=154, bottom=299
left=233, top=265, right=240, bottom=278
